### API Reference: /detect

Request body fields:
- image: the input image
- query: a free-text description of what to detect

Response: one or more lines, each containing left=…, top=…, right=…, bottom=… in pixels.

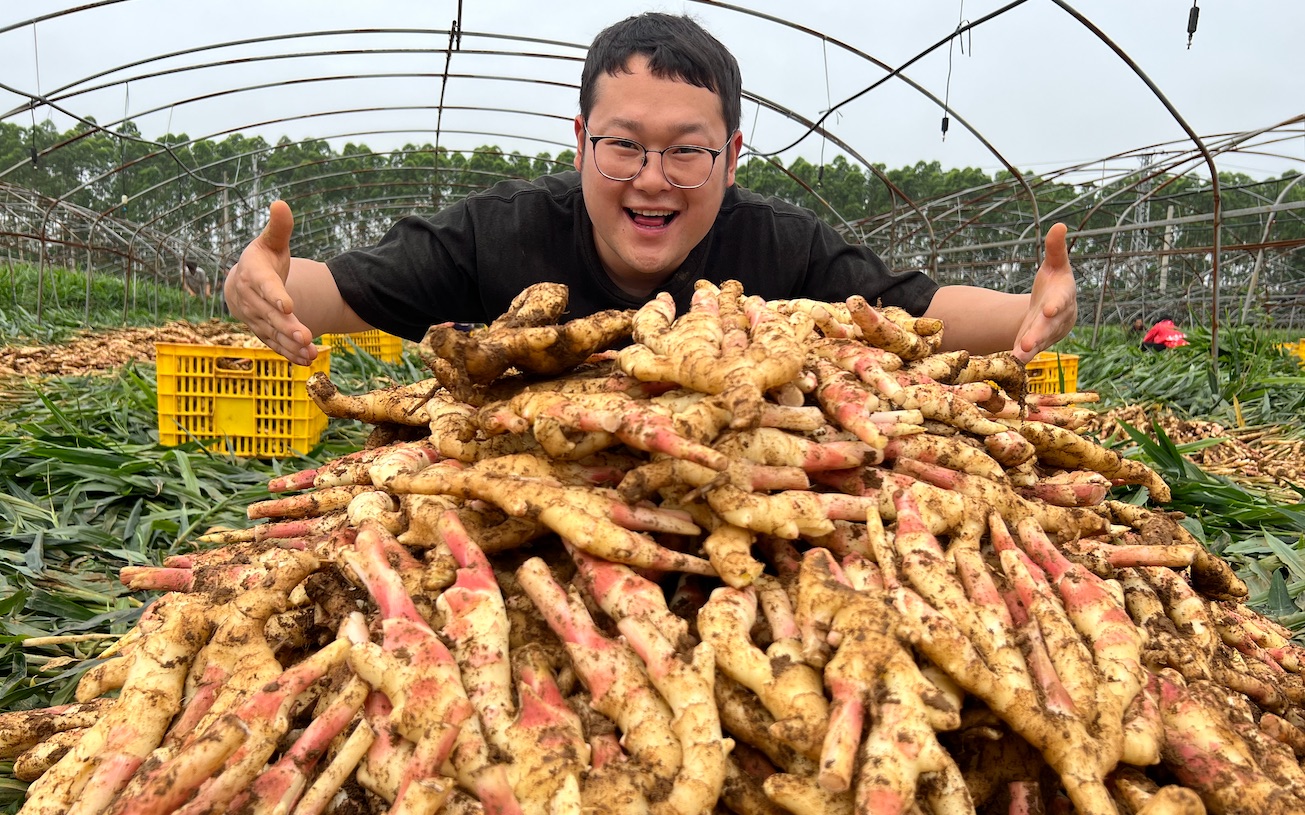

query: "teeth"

left=631, top=209, right=674, bottom=217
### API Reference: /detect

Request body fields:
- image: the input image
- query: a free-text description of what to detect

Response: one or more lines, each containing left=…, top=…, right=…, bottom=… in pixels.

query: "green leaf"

left=1266, top=534, right=1305, bottom=587
left=21, top=534, right=44, bottom=575
left=1268, top=571, right=1296, bottom=618
left=0, top=590, right=28, bottom=618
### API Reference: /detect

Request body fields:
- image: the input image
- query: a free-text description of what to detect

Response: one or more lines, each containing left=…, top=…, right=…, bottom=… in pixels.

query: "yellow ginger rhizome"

left=4, top=279, right=1300, bottom=815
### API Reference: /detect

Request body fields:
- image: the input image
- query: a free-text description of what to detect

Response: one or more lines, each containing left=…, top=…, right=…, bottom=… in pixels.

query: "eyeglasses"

left=583, top=122, right=732, bottom=190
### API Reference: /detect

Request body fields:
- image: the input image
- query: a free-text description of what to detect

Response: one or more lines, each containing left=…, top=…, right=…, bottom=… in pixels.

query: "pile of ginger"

left=4, top=280, right=1305, bottom=815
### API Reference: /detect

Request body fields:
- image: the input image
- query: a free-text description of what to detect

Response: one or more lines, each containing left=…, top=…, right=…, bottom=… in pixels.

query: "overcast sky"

left=3, top=1, right=1303, bottom=182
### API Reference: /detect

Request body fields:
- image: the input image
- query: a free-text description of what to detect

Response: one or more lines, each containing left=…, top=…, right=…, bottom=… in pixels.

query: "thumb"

left=1043, top=222, right=1069, bottom=270
left=258, top=200, right=295, bottom=255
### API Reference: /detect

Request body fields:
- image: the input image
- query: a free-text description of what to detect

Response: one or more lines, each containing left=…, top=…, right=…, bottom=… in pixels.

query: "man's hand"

left=223, top=200, right=318, bottom=365
left=1012, top=222, right=1077, bottom=364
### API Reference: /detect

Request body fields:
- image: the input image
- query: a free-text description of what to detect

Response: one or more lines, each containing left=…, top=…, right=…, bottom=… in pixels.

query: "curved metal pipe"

left=1048, top=0, right=1224, bottom=363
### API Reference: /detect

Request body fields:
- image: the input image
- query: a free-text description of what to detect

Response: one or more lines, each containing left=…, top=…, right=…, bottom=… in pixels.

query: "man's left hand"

left=1012, top=222, right=1076, bottom=364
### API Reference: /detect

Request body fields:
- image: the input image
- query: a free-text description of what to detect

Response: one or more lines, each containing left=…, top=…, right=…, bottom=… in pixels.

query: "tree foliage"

left=2, top=121, right=1025, bottom=258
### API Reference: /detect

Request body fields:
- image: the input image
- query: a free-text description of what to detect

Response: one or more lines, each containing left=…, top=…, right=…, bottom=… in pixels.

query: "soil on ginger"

left=0, top=319, right=256, bottom=380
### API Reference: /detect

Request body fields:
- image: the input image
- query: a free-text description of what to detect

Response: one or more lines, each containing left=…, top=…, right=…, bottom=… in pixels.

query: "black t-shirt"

left=326, top=171, right=938, bottom=342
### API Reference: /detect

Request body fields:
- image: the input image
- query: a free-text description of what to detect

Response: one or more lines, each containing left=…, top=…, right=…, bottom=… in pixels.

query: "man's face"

left=575, top=55, right=740, bottom=296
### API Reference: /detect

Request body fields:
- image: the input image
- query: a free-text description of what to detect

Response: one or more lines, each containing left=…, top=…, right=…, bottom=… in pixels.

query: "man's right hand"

left=224, top=200, right=318, bottom=365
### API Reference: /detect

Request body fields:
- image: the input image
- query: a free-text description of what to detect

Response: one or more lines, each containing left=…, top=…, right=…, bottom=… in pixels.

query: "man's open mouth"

left=627, top=208, right=677, bottom=228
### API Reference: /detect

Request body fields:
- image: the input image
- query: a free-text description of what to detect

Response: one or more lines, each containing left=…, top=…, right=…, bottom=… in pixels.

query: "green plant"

left=1066, top=323, right=1305, bottom=428
left=1, top=262, right=223, bottom=346
left=1109, top=418, right=1305, bottom=620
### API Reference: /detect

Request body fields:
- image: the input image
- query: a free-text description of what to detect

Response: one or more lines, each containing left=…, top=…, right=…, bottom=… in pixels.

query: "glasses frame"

left=583, top=122, right=733, bottom=190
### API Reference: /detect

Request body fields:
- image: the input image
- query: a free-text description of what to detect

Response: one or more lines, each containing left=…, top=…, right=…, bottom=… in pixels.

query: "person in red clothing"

left=1141, top=314, right=1188, bottom=351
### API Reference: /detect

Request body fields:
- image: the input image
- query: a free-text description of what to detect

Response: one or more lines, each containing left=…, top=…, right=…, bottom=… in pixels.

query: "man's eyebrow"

left=599, top=117, right=712, bottom=140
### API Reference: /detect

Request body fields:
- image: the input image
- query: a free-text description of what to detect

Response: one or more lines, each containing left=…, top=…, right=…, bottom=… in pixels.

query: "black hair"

left=580, top=13, right=742, bottom=136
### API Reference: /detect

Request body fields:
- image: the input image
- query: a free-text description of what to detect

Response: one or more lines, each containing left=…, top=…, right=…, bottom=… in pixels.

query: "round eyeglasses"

left=583, top=123, right=732, bottom=190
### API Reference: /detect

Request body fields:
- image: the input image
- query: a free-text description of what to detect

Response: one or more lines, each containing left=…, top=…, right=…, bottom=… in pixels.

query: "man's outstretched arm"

left=924, top=223, right=1076, bottom=363
left=223, top=200, right=371, bottom=365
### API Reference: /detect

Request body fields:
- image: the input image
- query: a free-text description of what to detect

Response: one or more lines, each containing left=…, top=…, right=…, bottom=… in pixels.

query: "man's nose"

left=631, top=150, right=672, bottom=193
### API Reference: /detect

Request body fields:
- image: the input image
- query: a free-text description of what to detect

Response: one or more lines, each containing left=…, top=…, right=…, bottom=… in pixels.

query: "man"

left=182, top=259, right=211, bottom=298
left=225, top=13, right=1076, bottom=367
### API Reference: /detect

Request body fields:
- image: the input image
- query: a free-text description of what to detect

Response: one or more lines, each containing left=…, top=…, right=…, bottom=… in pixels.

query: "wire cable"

left=940, top=0, right=970, bottom=141
left=752, top=0, right=1029, bottom=157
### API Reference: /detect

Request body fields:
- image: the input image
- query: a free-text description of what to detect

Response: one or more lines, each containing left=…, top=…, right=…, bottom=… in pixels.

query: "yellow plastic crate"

left=155, top=342, right=331, bottom=459
left=320, top=330, right=405, bottom=362
left=1026, top=351, right=1079, bottom=394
